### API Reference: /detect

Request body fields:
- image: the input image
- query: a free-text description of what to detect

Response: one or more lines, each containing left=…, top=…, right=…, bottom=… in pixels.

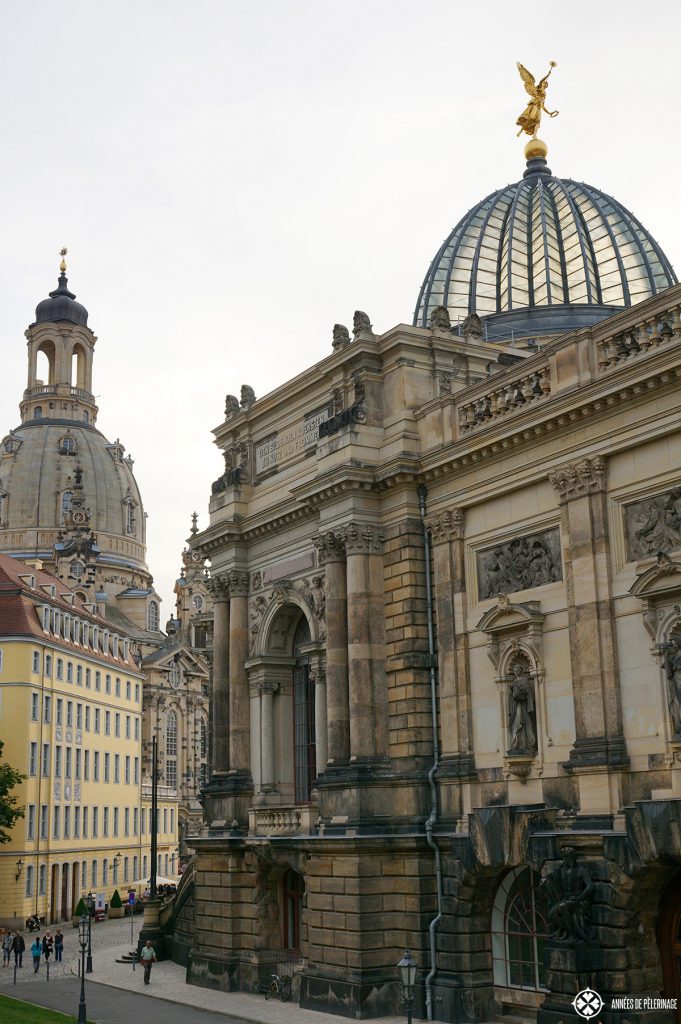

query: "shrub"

left=74, top=898, right=87, bottom=917
left=110, top=889, right=122, bottom=909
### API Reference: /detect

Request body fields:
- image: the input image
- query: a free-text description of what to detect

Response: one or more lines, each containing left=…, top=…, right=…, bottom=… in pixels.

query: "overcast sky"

left=1, top=0, right=680, bottom=612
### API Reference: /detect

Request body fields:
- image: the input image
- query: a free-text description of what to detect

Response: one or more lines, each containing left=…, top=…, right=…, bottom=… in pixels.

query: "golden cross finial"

left=59, top=247, right=68, bottom=273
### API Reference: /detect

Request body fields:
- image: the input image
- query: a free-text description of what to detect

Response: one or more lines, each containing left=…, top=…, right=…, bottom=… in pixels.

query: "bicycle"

left=264, top=971, right=292, bottom=1001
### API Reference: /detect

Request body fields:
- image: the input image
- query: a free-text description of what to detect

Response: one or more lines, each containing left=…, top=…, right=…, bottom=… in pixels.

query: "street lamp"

left=397, top=950, right=418, bottom=1024
left=84, top=893, right=94, bottom=973
left=77, top=915, right=88, bottom=1024
left=15, top=858, right=23, bottom=882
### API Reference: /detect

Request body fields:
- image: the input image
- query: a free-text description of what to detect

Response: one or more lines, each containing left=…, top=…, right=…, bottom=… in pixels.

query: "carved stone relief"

left=477, top=528, right=562, bottom=600
left=625, top=487, right=681, bottom=560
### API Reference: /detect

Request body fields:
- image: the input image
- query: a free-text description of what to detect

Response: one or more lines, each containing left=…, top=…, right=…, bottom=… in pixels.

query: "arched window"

left=59, top=435, right=77, bottom=454
left=125, top=499, right=135, bottom=535
left=492, top=867, right=549, bottom=991
left=165, top=711, right=177, bottom=789
left=62, top=490, right=73, bottom=515
left=34, top=406, right=42, bottom=419
left=283, top=869, right=305, bottom=953
left=148, top=601, right=159, bottom=631
left=83, top=410, right=89, bottom=423
left=293, top=618, right=315, bottom=803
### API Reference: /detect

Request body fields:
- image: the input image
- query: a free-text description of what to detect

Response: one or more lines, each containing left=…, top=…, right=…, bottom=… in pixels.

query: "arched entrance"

left=492, top=867, right=549, bottom=1015
left=658, top=871, right=681, bottom=1020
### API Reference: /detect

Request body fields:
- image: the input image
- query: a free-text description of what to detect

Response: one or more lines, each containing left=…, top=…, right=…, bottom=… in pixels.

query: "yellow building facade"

left=0, top=553, right=177, bottom=927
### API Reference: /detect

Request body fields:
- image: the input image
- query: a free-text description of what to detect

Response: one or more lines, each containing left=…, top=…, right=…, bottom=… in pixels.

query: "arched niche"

left=35, top=340, right=56, bottom=386
left=71, top=343, right=87, bottom=389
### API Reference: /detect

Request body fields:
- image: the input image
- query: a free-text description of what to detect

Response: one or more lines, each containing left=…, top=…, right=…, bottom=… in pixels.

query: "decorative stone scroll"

left=477, top=528, right=561, bottom=600
left=425, top=507, right=464, bottom=544
left=549, top=456, right=606, bottom=503
left=624, top=486, right=681, bottom=561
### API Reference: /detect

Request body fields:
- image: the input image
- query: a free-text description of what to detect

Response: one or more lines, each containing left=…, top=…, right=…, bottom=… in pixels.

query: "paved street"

left=0, top=917, right=407, bottom=1024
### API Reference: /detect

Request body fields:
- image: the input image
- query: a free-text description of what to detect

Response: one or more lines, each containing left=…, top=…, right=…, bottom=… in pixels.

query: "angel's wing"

left=516, top=62, right=537, bottom=98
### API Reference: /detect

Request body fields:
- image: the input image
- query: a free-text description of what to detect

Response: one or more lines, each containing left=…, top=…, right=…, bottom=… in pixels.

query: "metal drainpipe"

left=417, top=484, right=443, bottom=1021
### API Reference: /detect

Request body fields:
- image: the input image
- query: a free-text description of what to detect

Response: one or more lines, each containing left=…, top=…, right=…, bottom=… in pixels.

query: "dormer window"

left=122, top=639, right=129, bottom=660
left=82, top=623, right=89, bottom=647
left=42, top=607, right=50, bottom=631
left=102, top=630, right=110, bottom=654
left=18, top=573, right=36, bottom=589
left=112, top=635, right=119, bottom=659
left=92, top=626, right=99, bottom=650
left=53, top=609, right=60, bottom=633
left=2, top=434, right=22, bottom=455
left=73, top=619, right=81, bottom=644
left=63, top=615, right=70, bottom=639
left=59, top=435, right=77, bottom=455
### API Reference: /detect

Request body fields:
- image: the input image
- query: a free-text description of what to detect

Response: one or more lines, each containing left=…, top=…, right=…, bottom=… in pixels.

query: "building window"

left=114, top=754, right=120, bottom=784
left=53, top=806, right=60, bottom=838
left=94, top=708, right=100, bottom=733
left=67, top=701, right=73, bottom=727
left=133, top=855, right=138, bottom=879
left=83, top=806, right=89, bottom=838
left=126, top=681, right=131, bottom=700
left=104, top=753, right=110, bottom=782
left=134, top=718, right=140, bottom=740
left=85, top=667, right=91, bottom=687
left=113, top=807, right=119, bottom=837
left=75, top=748, right=82, bottom=779
left=31, top=692, right=39, bottom=720
left=95, top=670, right=101, bottom=690
left=29, top=741, right=37, bottom=776
left=74, top=805, right=80, bottom=837
left=125, top=755, right=130, bottom=784
left=125, top=715, right=130, bottom=739
left=62, top=490, right=73, bottom=515
left=92, top=860, right=97, bottom=887
left=103, top=858, right=108, bottom=885
left=40, top=805, right=48, bottom=840
left=115, top=676, right=120, bottom=697
left=42, top=743, right=50, bottom=776
left=84, top=749, right=90, bottom=780
left=45, top=654, right=52, bottom=676
left=163, top=809, right=168, bottom=833
left=65, top=747, right=72, bottom=779
left=142, top=855, right=147, bottom=878
left=134, top=808, right=138, bottom=835
left=55, top=746, right=62, bottom=778
left=135, top=683, right=140, bottom=702
left=148, top=601, right=159, bottom=631
left=76, top=665, right=82, bottom=685
left=115, top=712, right=120, bottom=737
left=32, top=651, right=40, bottom=674
left=293, top=619, right=316, bottom=803
left=492, top=867, right=550, bottom=992
left=124, top=855, right=129, bottom=880
left=43, top=695, right=51, bottom=723
left=103, top=807, right=109, bottom=836
left=200, top=719, right=207, bottom=759
left=27, top=804, right=36, bottom=839
left=77, top=703, right=83, bottom=729
left=67, top=662, right=73, bottom=682
left=93, top=807, right=98, bottom=837
left=105, top=710, right=110, bottom=735
left=39, top=864, right=47, bottom=895
left=25, top=865, right=34, bottom=897
left=64, top=805, right=71, bottom=838
left=134, top=757, right=139, bottom=784
left=56, top=658, right=63, bottom=680
left=124, top=808, right=129, bottom=836
left=60, top=435, right=77, bottom=453
left=56, top=698, right=63, bottom=725
left=165, top=711, right=177, bottom=789
left=105, top=674, right=111, bottom=694
left=283, top=869, right=305, bottom=953
left=94, top=751, right=99, bottom=781
left=34, top=406, right=42, bottom=419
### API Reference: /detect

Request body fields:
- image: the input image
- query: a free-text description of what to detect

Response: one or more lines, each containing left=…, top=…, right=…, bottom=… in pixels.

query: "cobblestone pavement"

left=0, top=914, right=137, bottom=987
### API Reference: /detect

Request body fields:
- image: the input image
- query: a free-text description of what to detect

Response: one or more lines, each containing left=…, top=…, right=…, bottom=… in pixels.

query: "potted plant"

left=72, top=897, right=87, bottom=928
left=109, top=888, right=124, bottom=919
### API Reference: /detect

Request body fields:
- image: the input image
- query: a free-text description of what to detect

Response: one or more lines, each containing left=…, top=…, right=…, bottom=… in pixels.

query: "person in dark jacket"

left=12, top=931, right=25, bottom=967
left=42, top=932, right=54, bottom=962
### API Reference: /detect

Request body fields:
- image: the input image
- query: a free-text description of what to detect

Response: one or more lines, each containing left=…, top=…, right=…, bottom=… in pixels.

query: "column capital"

left=341, top=522, right=384, bottom=555
left=314, top=530, right=346, bottom=565
left=549, top=456, right=607, bottom=503
left=258, top=681, right=279, bottom=696
left=206, top=574, right=231, bottom=601
left=226, top=569, right=250, bottom=597
left=425, top=507, right=465, bottom=544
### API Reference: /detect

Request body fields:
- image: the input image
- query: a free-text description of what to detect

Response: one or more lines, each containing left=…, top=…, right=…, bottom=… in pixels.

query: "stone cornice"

left=549, top=456, right=606, bottom=503
left=425, top=507, right=464, bottom=544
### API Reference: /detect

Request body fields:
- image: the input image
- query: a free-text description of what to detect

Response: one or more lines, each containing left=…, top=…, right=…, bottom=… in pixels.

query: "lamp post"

left=397, top=950, right=418, bottom=1024
left=77, top=915, right=88, bottom=1024
left=15, top=858, right=23, bottom=882
left=84, top=894, right=94, bottom=973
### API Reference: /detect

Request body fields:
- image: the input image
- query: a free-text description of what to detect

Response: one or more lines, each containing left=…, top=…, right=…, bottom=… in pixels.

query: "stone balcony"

left=248, top=803, right=318, bottom=837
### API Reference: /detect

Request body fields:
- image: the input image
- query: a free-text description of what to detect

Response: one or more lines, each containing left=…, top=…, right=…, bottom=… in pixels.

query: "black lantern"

left=77, top=915, right=88, bottom=1023
left=84, top=893, right=94, bottom=973
left=397, top=950, right=417, bottom=1024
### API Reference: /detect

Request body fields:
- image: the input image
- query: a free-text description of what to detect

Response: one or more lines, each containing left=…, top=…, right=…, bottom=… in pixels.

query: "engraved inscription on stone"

left=477, top=528, right=562, bottom=599
left=625, top=487, right=681, bottom=560
left=255, top=408, right=329, bottom=474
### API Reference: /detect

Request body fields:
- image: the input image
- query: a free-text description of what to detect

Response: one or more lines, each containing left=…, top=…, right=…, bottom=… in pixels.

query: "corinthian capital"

left=314, top=530, right=346, bottom=566
left=226, top=569, right=250, bottom=597
left=425, top=507, right=465, bottom=544
left=206, top=574, right=231, bottom=601
left=341, top=522, right=384, bottom=555
left=549, top=456, right=607, bottom=503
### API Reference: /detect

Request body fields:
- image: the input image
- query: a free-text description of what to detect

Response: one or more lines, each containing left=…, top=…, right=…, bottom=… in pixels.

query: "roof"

left=414, top=153, right=677, bottom=342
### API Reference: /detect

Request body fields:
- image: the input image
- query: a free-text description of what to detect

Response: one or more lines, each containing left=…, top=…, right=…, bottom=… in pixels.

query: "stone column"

left=315, top=531, right=350, bottom=765
left=209, top=577, right=230, bottom=777
left=227, top=570, right=252, bottom=782
left=313, top=668, right=328, bottom=775
left=550, top=457, right=627, bottom=774
left=259, top=681, right=277, bottom=791
left=343, top=523, right=388, bottom=761
left=426, top=508, right=476, bottom=779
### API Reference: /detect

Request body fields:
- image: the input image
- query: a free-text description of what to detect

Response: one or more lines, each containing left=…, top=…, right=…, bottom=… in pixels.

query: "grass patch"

left=0, top=993, right=83, bottom=1023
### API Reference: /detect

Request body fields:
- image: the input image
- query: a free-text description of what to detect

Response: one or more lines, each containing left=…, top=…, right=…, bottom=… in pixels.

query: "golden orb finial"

left=59, top=246, right=68, bottom=274
left=524, top=137, right=548, bottom=161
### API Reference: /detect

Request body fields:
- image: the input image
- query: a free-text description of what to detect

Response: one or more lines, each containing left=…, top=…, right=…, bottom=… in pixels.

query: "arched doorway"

left=658, top=871, right=681, bottom=1020
left=60, top=864, right=69, bottom=921
left=51, top=864, right=59, bottom=922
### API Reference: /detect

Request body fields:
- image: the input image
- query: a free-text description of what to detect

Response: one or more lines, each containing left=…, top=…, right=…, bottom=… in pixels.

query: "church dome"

left=414, top=149, right=677, bottom=341
left=34, top=272, right=89, bottom=327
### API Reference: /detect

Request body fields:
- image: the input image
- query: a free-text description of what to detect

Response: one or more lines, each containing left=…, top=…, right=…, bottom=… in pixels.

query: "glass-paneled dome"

left=414, top=148, right=677, bottom=341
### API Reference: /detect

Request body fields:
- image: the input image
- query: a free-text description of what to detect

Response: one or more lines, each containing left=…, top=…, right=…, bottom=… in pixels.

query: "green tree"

left=110, top=889, right=122, bottom=908
left=0, top=740, right=26, bottom=843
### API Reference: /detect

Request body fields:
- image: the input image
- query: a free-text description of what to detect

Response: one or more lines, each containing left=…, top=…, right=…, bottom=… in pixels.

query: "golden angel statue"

left=516, top=61, right=558, bottom=138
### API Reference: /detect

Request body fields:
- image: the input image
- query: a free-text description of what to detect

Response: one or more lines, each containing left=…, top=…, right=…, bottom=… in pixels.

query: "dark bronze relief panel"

left=625, top=488, right=681, bottom=561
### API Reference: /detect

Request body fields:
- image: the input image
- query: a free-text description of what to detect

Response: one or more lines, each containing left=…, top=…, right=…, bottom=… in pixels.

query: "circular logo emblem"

left=72, top=511, right=87, bottom=525
left=572, top=987, right=603, bottom=1019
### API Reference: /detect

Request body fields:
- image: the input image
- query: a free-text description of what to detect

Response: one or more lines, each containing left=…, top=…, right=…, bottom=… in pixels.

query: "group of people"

left=29, top=930, right=64, bottom=972
left=1, top=928, right=63, bottom=972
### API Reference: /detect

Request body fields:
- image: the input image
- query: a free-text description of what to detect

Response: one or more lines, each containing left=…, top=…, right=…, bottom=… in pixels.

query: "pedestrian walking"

left=31, top=935, right=41, bottom=973
left=2, top=929, right=12, bottom=966
left=42, top=931, right=53, bottom=963
left=140, top=940, right=157, bottom=985
left=54, top=929, right=64, bottom=962
left=12, top=931, right=25, bottom=967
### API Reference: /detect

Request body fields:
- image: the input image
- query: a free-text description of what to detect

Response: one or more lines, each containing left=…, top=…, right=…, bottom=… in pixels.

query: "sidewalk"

left=67, top=943, right=408, bottom=1024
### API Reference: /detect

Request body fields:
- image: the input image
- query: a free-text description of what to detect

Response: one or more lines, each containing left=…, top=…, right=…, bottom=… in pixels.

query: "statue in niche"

left=308, top=575, right=325, bottom=622
left=663, top=635, right=681, bottom=735
left=541, top=847, right=594, bottom=944
left=507, top=660, right=537, bottom=754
